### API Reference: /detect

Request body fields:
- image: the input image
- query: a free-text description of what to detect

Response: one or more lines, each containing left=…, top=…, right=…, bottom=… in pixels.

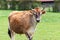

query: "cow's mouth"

left=36, top=20, right=40, bottom=23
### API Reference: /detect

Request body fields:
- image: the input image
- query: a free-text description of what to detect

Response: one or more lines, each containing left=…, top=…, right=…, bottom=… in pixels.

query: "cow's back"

left=8, top=11, right=34, bottom=34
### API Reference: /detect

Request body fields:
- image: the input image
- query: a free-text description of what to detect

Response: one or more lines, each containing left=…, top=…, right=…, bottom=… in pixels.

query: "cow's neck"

left=30, top=15, right=37, bottom=27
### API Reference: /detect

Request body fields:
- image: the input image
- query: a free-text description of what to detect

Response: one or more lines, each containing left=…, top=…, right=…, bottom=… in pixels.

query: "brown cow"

left=8, top=7, right=45, bottom=40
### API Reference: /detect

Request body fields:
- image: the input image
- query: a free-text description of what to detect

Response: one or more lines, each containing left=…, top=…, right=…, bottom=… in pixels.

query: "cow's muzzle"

left=36, top=20, right=40, bottom=22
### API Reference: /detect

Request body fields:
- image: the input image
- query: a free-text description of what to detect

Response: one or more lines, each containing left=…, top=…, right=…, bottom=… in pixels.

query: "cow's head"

left=30, top=7, right=45, bottom=23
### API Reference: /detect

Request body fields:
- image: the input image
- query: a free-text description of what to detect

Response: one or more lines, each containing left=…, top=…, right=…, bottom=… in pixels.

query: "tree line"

left=0, top=0, right=40, bottom=10
left=0, top=0, right=60, bottom=12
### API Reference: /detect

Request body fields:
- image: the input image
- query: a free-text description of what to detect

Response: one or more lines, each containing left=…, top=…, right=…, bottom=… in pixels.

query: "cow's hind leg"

left=8, top=28, right=15, bottom=40
left=25, top=32, right=33, bottom=40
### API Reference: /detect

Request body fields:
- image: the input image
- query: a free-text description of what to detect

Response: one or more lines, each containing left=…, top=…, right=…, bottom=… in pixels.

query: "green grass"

left=0, top=10, right=60, bottom=40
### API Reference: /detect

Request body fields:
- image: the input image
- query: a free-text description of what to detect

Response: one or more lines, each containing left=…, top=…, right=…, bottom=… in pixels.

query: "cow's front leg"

left=25, top=32, right=33, bottom=40
left=25, top=27, right=35, bottom=40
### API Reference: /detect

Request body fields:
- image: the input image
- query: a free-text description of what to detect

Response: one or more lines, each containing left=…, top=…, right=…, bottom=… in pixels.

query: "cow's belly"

left=10, top=21, right=30, bottom=34
left=10, top=25, right=25, bottom=34
left=10, top=20, right=27, bottom=34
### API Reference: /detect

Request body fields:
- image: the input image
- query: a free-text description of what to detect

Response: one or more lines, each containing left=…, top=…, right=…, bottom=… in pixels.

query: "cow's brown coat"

left=8, top=7, right=45, bottom=40
left=8, top=10, right=36, bottom=34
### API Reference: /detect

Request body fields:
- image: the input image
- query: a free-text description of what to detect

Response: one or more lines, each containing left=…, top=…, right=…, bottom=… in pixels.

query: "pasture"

left=0, top=10, right=60, bottom=40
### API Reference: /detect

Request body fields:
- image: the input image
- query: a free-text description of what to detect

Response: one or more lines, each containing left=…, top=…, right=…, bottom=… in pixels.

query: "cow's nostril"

left=37, top=20, right=40, bottom=22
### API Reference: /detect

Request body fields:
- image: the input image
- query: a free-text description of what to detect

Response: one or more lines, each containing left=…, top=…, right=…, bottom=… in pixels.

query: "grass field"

left=0, top=10, right=60, bottom=40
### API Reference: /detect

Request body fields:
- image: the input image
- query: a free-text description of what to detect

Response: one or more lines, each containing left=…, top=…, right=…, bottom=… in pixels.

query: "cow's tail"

left=8, top=16, right=11, bottom=38
left=8, top=28, right=11, bottom=38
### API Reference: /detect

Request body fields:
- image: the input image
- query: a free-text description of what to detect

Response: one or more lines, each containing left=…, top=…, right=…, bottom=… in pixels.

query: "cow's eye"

left=32, top=12, right=36, bottom=16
